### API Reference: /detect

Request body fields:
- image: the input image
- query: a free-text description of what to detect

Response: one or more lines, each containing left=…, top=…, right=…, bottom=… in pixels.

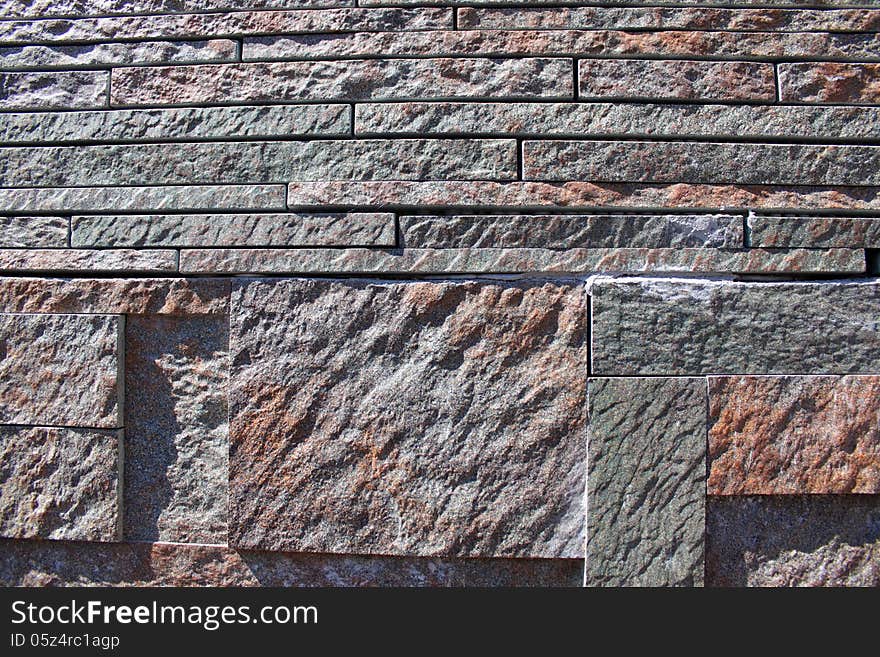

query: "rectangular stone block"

left=356, top=102, right=880, bottom=140
left=0, top=540, right=582, bottom=587
left=0, top=184, right=286, bottom=212
left=587, top=377, right=706, bottom=587
left=0, top=39, right=237, bottom=70
left=0, top=427, right=121, bottom=542
left=179, top=247, right=862, bottom=276
left=0, top=105, right=350, bottom=145
left=0, top=0, right=354, bottom=19
left=0, top=140, right=517, bottom=187
left=0, top=278, right=230, bottom=315
left=779, top=63, right=880, bottom=104
left=709, top=376, right=880, bottom=495
left=400, top=214, right=743, bottom=249
left=229, top=278, right=588, bottom=557
left=287, top=181, right=880, bottom=212
left=124, top=315, right=229, bottom=544
left=0, top=71, right=108, bottom=110
left=0, top=216, right=67, bottom=247
left=0, top=249, right=177, bottom=273
left=0, top=313, right=123, bottom=428
left=591, top=278, right=880, bottom=376
left=707, top=496, right=880, bottom=587
left=243, top=30, right=880, bottom=62
left=749, top=215, right=880, bottom=248
left=0, top=7, right=449, bottom=43
left=110, top=59, right=573, bottom=106
left=523, top=141, right=880, bottom=186
left=578, top=59, right=775, bottom=101
left=72, top=213, right=396, bottom=248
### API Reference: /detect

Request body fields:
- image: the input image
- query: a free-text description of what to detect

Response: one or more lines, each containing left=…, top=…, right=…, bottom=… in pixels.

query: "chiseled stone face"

left=708, top=376, right=880, bottom=495
left=124, top=315, right=229, bottom=544
left=591, top=278, right=880, bottom=376
left=0, top=313, right=123, bottom=428
left=707, top=496, right=880, bottom=587
left=779, top=63, right=880, bottom=104
left=587, top=377, right=706, bottom=587
left=0, top=426, right=121, bottom=542
left=0, top=216, right=68, bottom=248
left=229, top=278, right=588, bottom=557
left=749, top=215, right=880, bottom=248
left=0, top=71, right=108, bottom=111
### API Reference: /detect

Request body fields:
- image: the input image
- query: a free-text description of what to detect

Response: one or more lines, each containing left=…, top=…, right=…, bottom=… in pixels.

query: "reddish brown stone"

left=779, top=63, right=880, bottom=104
left=708, top=376, right=880, bottom=495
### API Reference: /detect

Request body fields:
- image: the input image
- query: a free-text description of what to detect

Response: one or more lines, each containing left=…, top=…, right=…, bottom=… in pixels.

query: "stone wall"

left=1, top=0, right=879, bottom=587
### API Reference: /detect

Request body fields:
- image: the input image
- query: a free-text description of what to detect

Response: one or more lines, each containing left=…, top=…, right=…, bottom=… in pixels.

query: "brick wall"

left=1, top=0, right=879, bottom=587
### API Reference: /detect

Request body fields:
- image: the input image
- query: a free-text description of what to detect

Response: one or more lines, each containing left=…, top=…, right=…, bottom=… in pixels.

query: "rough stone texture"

left=749, top=215, right=880, bottom=248
left=400, top=214, right=743, bottom=249
left=110, top=59, right=573, bottom=106
left=355, top=102, right=880, bottom=140
left=0, top=427, right=121, bottom=542
left=591, top=278, right=880, bottom=376
left=0, top=140, right=517, bottom=186
left=0, top=540, right=583, bottom=587
left=458, top=7, right=880, bottom=32
left=0, top=71, right=107, bottom=110
left=0, top=1, right=353, bottom=19
left=229, top=278, right=587, bottom=557
left=0, top=278, right=230, bottom=315
left=0, top=313, right=122, bottom=428
left=708, top=376, right=880, bottom=495
left=0, top=105, right=350, bottom=145
left=287, top=181, right=880, bottom=212
left=243, top=30, right=880, bottom=62
left=578, top=60, right=775, bottom=101
left=0, top=184, right=286, bottom=212
left=0, top=216, right=67, bottom=248
left=0, top=8, right=451, bottom=43
left=0, top=249, right=177, bottom=273
left=587, top=378, right=706, bottom=587
left=72, top=213, right=396, bottom=248
left=707, top=496, right=880, bottom=587
left=0, top=40, right=237, bottom=70
left=523, top=141, right=880, bottom=186
left=779, top=63, right=880, bottom=104
left=180, top=247, right=861, bottom=275
left=124, top=315, right=228, bottom=544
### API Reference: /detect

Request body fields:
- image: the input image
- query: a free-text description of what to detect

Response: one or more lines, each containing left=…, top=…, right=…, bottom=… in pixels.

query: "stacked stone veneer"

left=1, top=1, right=879, bottom=588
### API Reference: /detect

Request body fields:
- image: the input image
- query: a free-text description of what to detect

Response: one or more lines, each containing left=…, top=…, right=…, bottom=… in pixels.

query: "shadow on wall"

left=706, top=495, right=880, bottom=587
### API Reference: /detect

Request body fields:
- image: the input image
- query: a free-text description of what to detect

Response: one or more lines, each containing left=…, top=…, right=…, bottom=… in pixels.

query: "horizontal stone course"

left=523, top=141, right=880, bottom=186
left=0, top=278, right=230, bottom=315
left=749, top=215, right=880, bottom=248
left=0, top=185, right=286, bottom=212
left=109, top=59, right=573, bottom=106
left=242, top=30, right=880, bottom=62
left=707, top=496, right=880, bottom=587
left=0, top=40, right=237, bottom=70
left=0, top=249, right=177, bottom=273
left=229, top=278, right=587, bottom=557
left=0, top=8, right=451, bottom=43
left=72, top=213, right=396, bottom=247
left=0, top=313, right=122, bottom=428
left=0, top=140, right=517, bottom=187
left=0, top=216, right=68, bottom=248
left=0, top=427, right=121, bottom=542
left=399, top=214, right=743, bottom=249
left=779, top=63, right=880, bottom=104
left=0, top=70, right=107, bottom=110
left=179, top=247, right=862, bottom=275
left=0, top=105, right=350, bottom=145
left=0, top=1, right=354, bottom=19
left=0, top=539, right=582, bottom=587
left=287, top=181, right=880, bottom=212
left=591, top=278, right=880, bottom=376
left=578, top=59, right=775, bottom=101
left=355, top=102, right=880, bottom=139
left=708, top=376, right=880, bottom=495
